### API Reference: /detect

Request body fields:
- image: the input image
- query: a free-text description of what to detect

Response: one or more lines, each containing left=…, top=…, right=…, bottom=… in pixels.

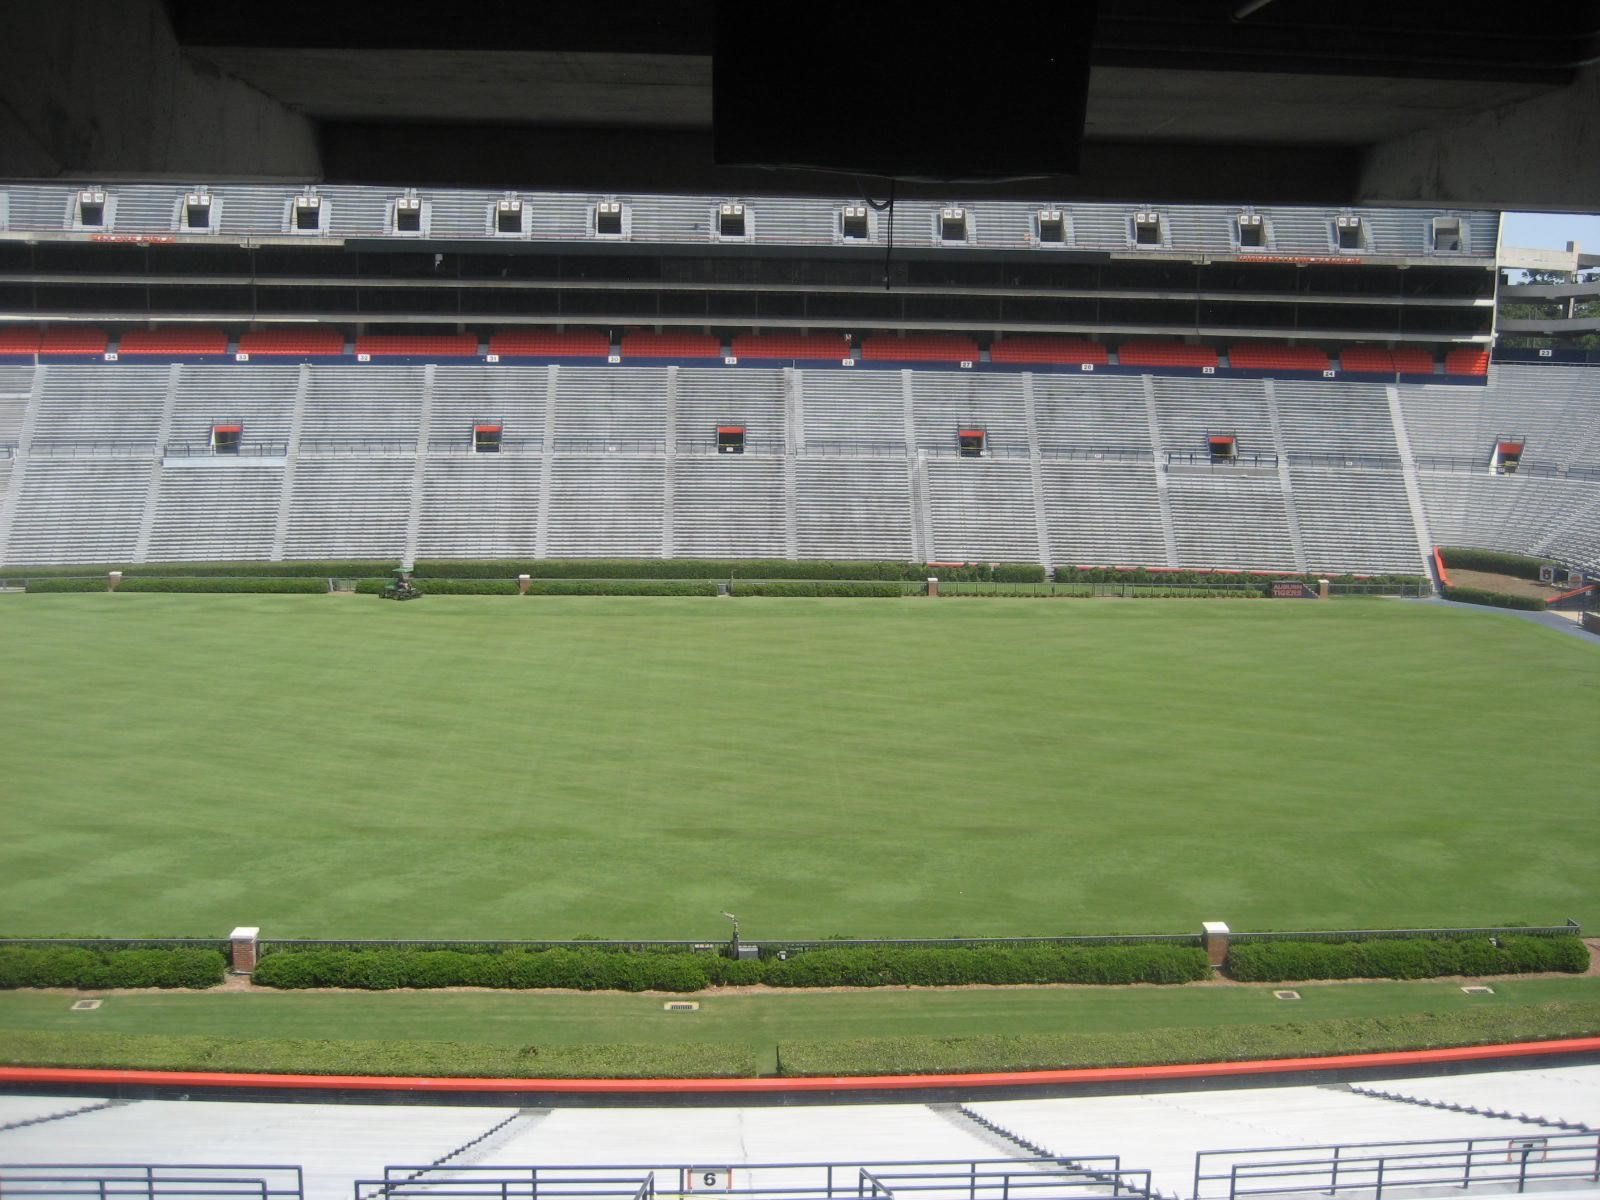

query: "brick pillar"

left=107, top=570, right=123, bottom=592
left=517, top=574, right=532, bottom=595
left=229, top=926, right=260, bottom=974
left=926, top=576, right=939, bottom=598
left=1201, top=920, right=1231, bottom=968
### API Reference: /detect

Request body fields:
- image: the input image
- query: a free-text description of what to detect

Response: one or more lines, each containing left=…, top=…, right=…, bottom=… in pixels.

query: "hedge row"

left=352, top=578, right=520, bottom=595
left=730, top=581, right=905, bottom=598
left=0, top=946, right=226, bottom=989
left=1438, top=547, right=1554, bottom=580
left=24, top=578, right=105, bottom=593
left=12, top=561, right=392, bottom=579
left=413, top=559, right=1047, bottom=583
left=352, top=579, right=726, bottom=596
left=119, top=577, right=327, bottom=594
left=1444, top=585, right=1548, bottom=612
left=253, top=943, right=1211, bottom=991
left=1226, top=935, right=1588, bottom=982
left=1053, top=567, right=1425, bottom=587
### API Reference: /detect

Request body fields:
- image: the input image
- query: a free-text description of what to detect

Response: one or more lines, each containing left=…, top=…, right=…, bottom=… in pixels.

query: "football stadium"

left=1, top=1, right=1599, bottom=1195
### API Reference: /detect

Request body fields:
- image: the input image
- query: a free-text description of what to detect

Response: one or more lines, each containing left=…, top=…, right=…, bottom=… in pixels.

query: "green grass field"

left=2, top=594, right=1596, bottom=940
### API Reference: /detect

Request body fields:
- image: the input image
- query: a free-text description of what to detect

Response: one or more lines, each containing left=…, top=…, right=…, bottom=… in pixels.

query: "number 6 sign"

left=682, top=1167, right=734, bottom=1192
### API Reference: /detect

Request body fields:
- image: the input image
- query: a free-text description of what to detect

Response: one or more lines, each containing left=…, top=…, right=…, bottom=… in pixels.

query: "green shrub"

left=1439, top=548, right=1553, bottom=580
left=412, top=559, right=1046, bottom=583
left=523, top=580, right=718, bottom=596
left=1226, top=935, right=1588, bottom=982
left=730, top=581, right=905, bottom=598
left=0, top=946, right=225, bottom=989
left=117, top=577, right=327, bottom=594
left=25, top=578, right=106, bottom=593
left=759, top=944, right=1208, bottom=987
left=409, top=579, right=517, bottom=595
left=1443, top=586, right=1547, bottom=612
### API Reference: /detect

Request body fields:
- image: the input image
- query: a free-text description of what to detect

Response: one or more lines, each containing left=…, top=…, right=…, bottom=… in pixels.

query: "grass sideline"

left=2, top=978, right=1595, bottom=1077
left=1, top=594, right=1596, bottom=939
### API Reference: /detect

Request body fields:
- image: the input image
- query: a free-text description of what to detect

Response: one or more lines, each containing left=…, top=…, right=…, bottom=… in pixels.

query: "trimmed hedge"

left=730, top=581, right=905, bottom=598
left=12, top=561, right=392, bottom=579
left=1226, top=935, right=1588, bottom=982
left=1444, top=585, right=1547, bottom=612
left=118, top=577, right=327, bottom=594
left=413, top=559, right=1047, bottom=583
left=1439, top=547, right=1554, bottom=581
left=1054, top=566, right=1425, bottom=588
left=25, top=578, right=105, bottom=593
left=0, top=946, right=226, bottom=989
left=525, top=580, right=718, bottom=596
left=252, top=943, right=1210, bottom=991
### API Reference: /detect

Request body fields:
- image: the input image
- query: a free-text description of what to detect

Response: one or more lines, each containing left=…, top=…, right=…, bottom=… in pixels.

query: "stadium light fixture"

left=595, top=200, right=624, bottom=236
left=495, top=195, right=524, bottom=235
left=77, top=189, right=106, bottom=227
left=395, top=191, right=423, bottom=234
left=183, top=190, right=213, bottom=231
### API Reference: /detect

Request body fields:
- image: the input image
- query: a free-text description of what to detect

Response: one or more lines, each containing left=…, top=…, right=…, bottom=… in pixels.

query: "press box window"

left=293, top=194, right=323, bottom=232
left=77, top=190, right=107, bottom=227
left=1237, top=212, right=1264, bottom=248
left=184, top=192, right=213, bottom=231
left=212, top=423, right=242, bottom=454
left=496, top=198, right=524, bottom=235
left=841, top=205, right=869, bottom=239
left=1334, top=215, right=1363, bottom=251
left=1433, top=217, right=1462, bottom=252
left=595, top=201, right=624, bottom=236
left=1133, top=211, right=1162, bottom=246
left=474, top=423, right=503, bottom=454
left=958, top=428, right=986, bottom=458
left=940, top=207, right=967, bottom=242
left=718, top=204, right=746, bottom=238
left=717, top=425, right=745, bottom=454
left=395, top=195, right=423, bottom=233
left=1037, top=209, right=1065, bottom=244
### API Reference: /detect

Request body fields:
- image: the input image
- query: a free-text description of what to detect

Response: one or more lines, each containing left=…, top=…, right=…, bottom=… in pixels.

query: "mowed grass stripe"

left=1, top=594, right=1595, bottom=938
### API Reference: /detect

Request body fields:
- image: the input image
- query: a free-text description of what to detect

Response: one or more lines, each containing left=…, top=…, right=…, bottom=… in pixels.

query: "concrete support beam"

left=0, top=0, right=318, bottom=181
left=1359, top=64, right=1600, bottom=211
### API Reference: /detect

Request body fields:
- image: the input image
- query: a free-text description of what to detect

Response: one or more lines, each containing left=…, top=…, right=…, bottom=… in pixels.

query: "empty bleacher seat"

left=859, top=334, right=980, bottom=363
left=237, top=327, right=345, bottom=356
left=989, top=336, right=1110, bottom=365
left=1227, top=343, right=1329, bottom=372
left=1116, top=341, right=1219, bottom=369
left=488, top=329, right=610, bottom=358
left=38, top=327, right=109, bottom=356
left=619, top=331, right=722, bottom=359
left=118, top=327, right=229, bottom=356
left=355, top=333, right=480, bottom=358
left=1390, top=348, right=1437, bottom=374
left=0, top=327, right=42, bottom=355
left=731, top=333, right=851, bottom=360
left=1444, top=347, right=1490, bottom=376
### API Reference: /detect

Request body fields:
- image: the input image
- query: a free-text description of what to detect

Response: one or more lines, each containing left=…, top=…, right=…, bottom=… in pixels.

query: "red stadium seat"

left=859, top=334, right=980, bottom=363
left=38, top=327, right=109, bottom=356
left=988, top=337, right=1109, bottom=365
left=1390, top=348, right=1437, bottom=374
left=489, top=329, right=610, bottom=357
left=0, top=327, right=42, bottom=354
left=1444, top=347, right=1490, bottom=376
left=1337, top=346, right=1397, bottom=373
left=1115, top=341, right=1218, bottom=368
left=731, top=333, right=852, bottom=360
left=619, top=331, right=722, bottom=359
left=355, top=333, right=480, bottom=358
left=118, top=327, right=230, bottom=356
left=1227, top=343, right=1329, bottom=371
left=237, top=327, right=346, bottom=356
